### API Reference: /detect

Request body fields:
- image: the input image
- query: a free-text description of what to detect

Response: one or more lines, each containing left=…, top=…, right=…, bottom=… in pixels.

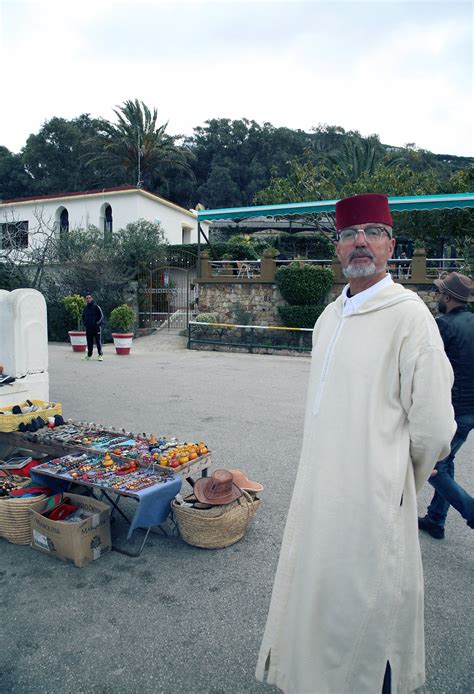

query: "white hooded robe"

left=256, top=282, right=455, bottom=694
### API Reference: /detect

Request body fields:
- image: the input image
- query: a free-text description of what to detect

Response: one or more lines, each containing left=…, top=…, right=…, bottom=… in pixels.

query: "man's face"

left=437, top=292, right=448, bottom=313
left=85, top=294, right=93, bottom=304
left=335, top=223, right=396, bottom=278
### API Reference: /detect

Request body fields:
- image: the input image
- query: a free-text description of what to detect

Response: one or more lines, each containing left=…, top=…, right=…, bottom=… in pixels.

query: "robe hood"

left=335, top=281, right=422, bottom=316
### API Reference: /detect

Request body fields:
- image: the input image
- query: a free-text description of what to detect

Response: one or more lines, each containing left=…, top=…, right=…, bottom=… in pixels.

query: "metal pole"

left=197, top=221, right=202, bottom=277
left=186, top=269, right=190, bottom=327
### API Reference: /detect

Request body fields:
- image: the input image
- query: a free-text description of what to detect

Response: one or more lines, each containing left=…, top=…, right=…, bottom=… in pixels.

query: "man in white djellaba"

left=255, top=193, right=456, bottom=694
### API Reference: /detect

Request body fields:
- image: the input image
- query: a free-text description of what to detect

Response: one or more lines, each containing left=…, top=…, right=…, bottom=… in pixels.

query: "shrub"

left=109, top=304, right=135, bottom=332
left=191, top=312, right=221, bottom=339
left=194, top=312, right=220, bottom=324
left=232, top=301, right=252, bottom=325
left=48, top=300, right=70, bottom=341
left=63, top=294, right=85, bottom=330
left=264, top=246, right=280, bottom=257
left=226, top=236, right=259, bottom=260
left=278, top=304, right=326, bottom=329
left=275, top=265, right=334, bottom=305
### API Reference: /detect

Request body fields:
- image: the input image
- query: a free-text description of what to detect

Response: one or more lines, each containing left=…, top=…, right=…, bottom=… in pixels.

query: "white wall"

left=0, top=189, right=209, bottom=249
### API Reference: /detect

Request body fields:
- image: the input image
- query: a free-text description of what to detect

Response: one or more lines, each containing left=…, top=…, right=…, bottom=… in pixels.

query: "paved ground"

left=1, top=331, right=472, bottom=694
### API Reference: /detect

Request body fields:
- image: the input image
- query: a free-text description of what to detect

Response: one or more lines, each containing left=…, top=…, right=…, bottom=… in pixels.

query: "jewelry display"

left=24, top=420, right=209, bottom=473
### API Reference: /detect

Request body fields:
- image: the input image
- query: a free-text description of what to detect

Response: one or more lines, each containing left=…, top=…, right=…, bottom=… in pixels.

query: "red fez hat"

left=335, top=193, right=393, bottom=230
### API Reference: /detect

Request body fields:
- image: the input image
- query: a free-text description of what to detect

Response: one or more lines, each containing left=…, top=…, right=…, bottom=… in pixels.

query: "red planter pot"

left=111, top=332, right=134, bottom=355
left=68, top=331, right=87, bottom=352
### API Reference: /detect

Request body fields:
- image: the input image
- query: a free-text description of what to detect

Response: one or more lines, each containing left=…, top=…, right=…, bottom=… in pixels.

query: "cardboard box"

left=29, top=493, right=111, bottom=568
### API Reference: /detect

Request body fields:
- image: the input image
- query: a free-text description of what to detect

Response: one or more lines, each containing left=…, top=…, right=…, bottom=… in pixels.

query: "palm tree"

left=325, top=135, right=407, bottom=187
left=89, top=99, right=194, bottom=190
left=325, top=136, right=380, bottom=182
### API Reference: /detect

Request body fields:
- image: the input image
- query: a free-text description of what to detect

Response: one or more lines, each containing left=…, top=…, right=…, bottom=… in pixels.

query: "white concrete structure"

left=0, top=186, right=208, bottom=250
left=0, top=289, right=49, bottom=407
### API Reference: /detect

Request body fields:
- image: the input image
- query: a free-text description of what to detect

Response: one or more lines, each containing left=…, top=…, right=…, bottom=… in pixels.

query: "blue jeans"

left=427, top=414, right=474, bottom=528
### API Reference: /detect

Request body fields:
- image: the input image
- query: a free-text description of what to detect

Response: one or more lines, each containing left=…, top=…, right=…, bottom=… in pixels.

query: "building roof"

left=0, top=185, right=198, bottom=219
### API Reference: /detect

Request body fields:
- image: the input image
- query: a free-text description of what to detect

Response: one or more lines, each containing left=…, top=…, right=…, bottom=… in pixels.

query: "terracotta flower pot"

left=111, top=332, right=134, bottom=355
left=68, top=330, right=87, bottom=352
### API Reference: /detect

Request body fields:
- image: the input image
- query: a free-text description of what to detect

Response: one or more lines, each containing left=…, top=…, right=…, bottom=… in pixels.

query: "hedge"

left=275, top=265, right=334, bottom=305
left=277, top=304, right=326, bottom=329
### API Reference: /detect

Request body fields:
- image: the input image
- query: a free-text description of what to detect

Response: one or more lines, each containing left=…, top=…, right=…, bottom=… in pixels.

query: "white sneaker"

left=82, top=355, right=91, bottom=360
left=98, top=355, right=103, bottom=361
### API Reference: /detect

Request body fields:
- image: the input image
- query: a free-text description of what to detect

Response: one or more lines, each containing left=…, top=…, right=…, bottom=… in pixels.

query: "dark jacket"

left=82, top=301, right=104, bottom=331
left=436, top=306, right=474, bottom=416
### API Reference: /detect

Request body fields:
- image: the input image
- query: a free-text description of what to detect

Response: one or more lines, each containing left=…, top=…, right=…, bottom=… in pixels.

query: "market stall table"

left=0, top=428, right=213, bottom=557
left=30, top=459, right=182, bottom=556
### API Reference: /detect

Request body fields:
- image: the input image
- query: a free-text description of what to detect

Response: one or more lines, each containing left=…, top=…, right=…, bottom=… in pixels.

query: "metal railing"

left=200, top=253, right=468, bottom=285
left=210, top=260, right=262, bottom=278
left=188, top=321, right=313, bottom=353
left=425, top=258, right=468, bottom=278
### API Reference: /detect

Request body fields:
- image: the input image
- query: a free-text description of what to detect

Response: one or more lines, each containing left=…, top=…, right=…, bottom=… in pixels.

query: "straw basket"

left=0, top=491, right=48, bottom=545
left=0, top=400, right=62, bottom=433
left=171, top=490, right=261, bottom=549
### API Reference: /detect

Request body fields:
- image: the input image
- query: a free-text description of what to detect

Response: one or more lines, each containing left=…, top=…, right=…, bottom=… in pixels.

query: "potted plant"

left=110, top=304, right=135, bottom=355
left=63, top=294, right=86, bottom=352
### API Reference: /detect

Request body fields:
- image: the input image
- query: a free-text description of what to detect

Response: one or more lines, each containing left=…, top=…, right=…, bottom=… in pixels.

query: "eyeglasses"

left=338, top=226, right=391, bottom=243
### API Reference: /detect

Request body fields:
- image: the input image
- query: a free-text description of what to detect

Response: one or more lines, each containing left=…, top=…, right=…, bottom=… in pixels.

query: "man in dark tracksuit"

left=82, top=292, right=104, bottom=360
left=419, top=272, right=474, bottom=538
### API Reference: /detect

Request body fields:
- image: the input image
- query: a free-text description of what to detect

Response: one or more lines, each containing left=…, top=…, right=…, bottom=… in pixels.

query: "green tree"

left=325, top=135, right=384, bottom=181
left=256, top=156, right=473, bottom=256
left=0, top=147, right=31, bottom=199
left=90, top=99, right=194, bottom=193
left=114, top=218, right=167, bottom=270
left=21, top=114, right=114, bottom=194
left=196, top=165, right=242, bottom=208
left=188, top=118, right=314, bottom=208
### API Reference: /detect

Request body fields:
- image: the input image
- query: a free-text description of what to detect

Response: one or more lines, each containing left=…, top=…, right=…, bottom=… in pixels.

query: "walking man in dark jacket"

left=419, top=271, right=474, bottom=538
left=82, top=291, right=104, bottom=361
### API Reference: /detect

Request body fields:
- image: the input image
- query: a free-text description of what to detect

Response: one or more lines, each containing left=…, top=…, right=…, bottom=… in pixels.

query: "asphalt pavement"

left=0, top=332, right=472, bottom=694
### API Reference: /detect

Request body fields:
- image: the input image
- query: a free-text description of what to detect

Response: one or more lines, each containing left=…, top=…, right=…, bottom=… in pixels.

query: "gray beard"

left=342, top=261, right=378, bottom=278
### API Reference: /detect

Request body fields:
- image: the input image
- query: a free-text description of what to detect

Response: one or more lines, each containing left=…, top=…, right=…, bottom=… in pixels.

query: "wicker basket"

left=171, top=490, right=261, bottom=549
left=0, top=400, right=62, bottom=432
left=0, top=493, right=48, bottom=545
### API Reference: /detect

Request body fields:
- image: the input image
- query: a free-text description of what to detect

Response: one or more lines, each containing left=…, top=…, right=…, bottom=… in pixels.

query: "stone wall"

left=198, top=282, right=285, bottom=325
left=413, top=286, right=439, bottom=313
left=198, top=281, right=440, bottom=325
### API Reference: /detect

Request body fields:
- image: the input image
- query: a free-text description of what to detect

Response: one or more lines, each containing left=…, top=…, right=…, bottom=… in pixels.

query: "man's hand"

left=429, top=468, right=438, bottom=478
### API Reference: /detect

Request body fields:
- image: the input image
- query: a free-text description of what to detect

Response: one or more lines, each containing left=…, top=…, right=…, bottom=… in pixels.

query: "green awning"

left=197, top=193, right=474, bottom=222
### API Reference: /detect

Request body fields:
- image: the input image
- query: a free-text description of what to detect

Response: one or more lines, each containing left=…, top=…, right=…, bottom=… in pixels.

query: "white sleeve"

left=400, top=345, right=455, bottom=493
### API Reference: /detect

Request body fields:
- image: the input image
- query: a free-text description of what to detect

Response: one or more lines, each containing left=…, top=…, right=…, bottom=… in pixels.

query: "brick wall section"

left=198, top=282, right=440, bottom=325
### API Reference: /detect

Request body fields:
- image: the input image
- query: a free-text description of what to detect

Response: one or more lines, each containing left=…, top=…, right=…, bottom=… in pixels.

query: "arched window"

left=104, top=204, right=113, bottom=237
left=55, top=207, right=70, bottom=259
left=59, top=208, right=69, bottom=234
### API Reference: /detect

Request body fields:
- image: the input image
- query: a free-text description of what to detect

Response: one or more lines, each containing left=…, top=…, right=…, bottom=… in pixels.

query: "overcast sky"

left=1, top=0, right=472, bottom=156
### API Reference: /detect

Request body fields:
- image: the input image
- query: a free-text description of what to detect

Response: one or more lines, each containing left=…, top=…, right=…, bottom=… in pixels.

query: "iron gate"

left=138, top=251, right=198, bottom=330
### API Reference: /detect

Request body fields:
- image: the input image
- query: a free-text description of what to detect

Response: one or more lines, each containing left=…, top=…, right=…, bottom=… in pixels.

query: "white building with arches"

left=0, top=186, right=207, bottom=252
